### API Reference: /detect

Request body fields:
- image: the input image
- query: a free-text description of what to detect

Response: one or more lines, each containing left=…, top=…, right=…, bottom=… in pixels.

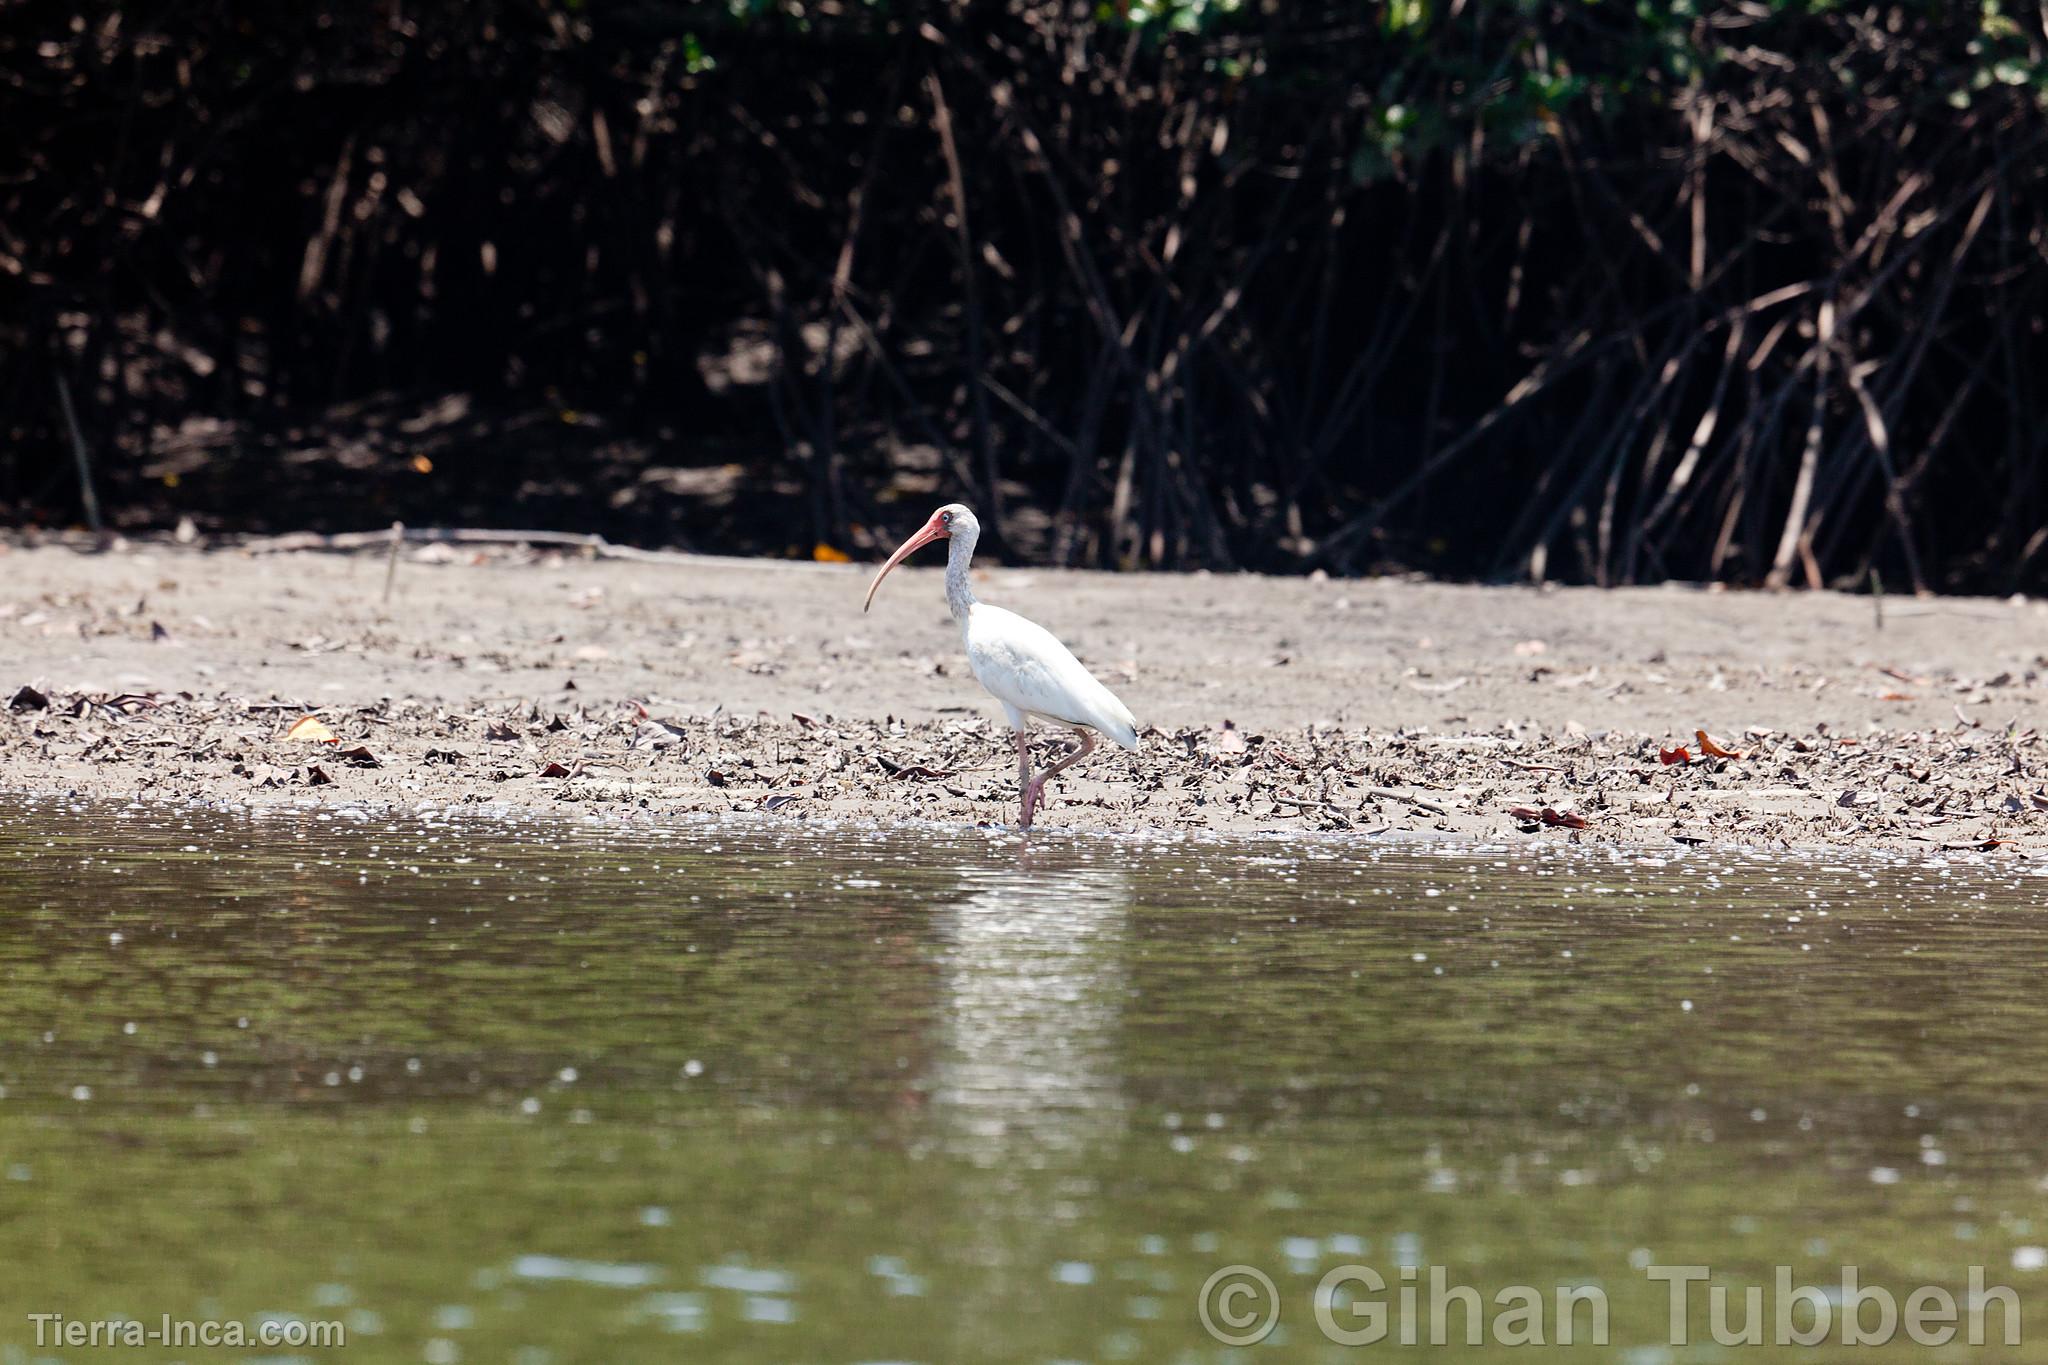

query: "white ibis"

left=863, top=503, right=1139, bottom=829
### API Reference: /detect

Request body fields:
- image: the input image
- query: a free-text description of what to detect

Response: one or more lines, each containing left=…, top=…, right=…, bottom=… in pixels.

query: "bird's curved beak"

left=862, top=516, right=948, bottom=612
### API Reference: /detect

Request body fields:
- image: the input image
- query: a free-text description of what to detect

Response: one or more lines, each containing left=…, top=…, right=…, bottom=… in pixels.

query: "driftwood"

left=238, top=527, right=821, bottom=570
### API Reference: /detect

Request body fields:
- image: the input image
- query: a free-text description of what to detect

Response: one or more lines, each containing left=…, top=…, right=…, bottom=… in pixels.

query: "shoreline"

left=1, top=540, right=2041, bottom=860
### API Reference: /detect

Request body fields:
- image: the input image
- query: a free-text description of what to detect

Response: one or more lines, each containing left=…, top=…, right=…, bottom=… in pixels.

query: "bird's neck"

left=945, top=526, right=979, bottom=623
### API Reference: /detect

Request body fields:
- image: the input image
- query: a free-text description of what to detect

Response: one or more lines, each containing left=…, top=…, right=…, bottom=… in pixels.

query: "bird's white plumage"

left=863, top=501, right=1139, bottom=829
left=961, top=602, right=1140, bottom=750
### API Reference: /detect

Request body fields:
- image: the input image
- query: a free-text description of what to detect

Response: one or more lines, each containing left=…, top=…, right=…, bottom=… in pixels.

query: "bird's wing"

left=965, top=605, right=1140, bottom=749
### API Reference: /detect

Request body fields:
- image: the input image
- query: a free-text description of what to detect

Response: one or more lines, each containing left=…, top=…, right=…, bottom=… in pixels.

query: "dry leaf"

left=1659, top=746, right=1692, bottom=766
left=1509, top=806, right=1589, bottom=829
left=1695, top=729, right=1743, bottom=760
left=286, top=715, right=338, bottom=744
left=812, top=543, right=851, bottom=563
left=879, top=756, right=953, bottom=780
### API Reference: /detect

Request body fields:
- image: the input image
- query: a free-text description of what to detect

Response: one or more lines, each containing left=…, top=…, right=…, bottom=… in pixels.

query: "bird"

left=863, top=503, right=1139, bottom=830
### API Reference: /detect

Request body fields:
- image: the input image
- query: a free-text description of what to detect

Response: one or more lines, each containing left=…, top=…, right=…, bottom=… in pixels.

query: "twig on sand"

left=1362, top=786, right=1450, bottom=816
left=1270, top=794, right=1352, bottom=828
left=239, top=526, right=815, bottom=569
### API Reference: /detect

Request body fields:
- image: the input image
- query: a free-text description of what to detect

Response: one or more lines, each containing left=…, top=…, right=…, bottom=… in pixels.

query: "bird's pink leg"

left=1020, top=730, right=1095, bottom=828
left=1015, top=731, right=1037, bottom=829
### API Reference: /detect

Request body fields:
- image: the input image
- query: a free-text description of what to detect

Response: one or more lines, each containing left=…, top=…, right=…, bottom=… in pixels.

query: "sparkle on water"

left=3, top=796, right=2047, bottom=1362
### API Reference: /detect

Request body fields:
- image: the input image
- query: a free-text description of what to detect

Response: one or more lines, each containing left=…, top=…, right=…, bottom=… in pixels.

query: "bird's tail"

left=1102, top=697, right=1140, bottom=751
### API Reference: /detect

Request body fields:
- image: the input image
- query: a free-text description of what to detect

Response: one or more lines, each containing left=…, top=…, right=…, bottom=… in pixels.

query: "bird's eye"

left=941, top=512, right=952, bottom=525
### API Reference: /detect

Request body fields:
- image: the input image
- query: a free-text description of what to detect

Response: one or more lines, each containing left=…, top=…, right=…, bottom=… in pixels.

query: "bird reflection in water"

left=930, top=851, right=1133, bottom=1163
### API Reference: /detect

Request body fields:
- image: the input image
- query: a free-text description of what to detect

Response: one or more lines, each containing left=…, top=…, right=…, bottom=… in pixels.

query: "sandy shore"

left=1, top=535, right=2042, bottom=856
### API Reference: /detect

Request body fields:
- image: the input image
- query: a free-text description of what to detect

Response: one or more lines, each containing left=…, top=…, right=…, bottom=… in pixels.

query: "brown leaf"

left=302, top=764, right=333, bottom=786
left=1508, top=806, right=1590, bottom=829
left=286, top=715, right=338, bottom=744
left=335, top=745, right=381, bottom=768
left=1659, top=746, right=1692, bottom=766
left=1695, top=729, right=1743, bottom=760
left=538, top=761, right=573, bottom=778
left=877, top=755, right=953, bottom=780
left=8, top=685, right=49, bottom=712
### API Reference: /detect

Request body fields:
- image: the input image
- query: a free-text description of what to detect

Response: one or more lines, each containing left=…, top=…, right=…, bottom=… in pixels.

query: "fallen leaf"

left=629, top=719, right=687, bottom=751
left=538, top=761, right=573, bottom=778
left=1659, top=746, right=1692, bottom=766
left=302, top=764, right=333, bottom=786
left=812, top=543, right=851, bottom=563
left=8, top=685, right=49, bottom=712
left=335, top=745, right=381, bottom=768
left=1695, top=729, right=1743, bottom=760
left=762, top=793, right=803, bottom=810
left=1509, top=806, right=1589, bottom=829
left=286, top=715, right=338, bottom=744
left=485, top=720, right=520, bottom=741
left=878, top=756, right=953, bottom=780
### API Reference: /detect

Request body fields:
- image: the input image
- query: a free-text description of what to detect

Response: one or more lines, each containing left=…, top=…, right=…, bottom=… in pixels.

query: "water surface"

left=1, top=799, right=2045, bottom=1361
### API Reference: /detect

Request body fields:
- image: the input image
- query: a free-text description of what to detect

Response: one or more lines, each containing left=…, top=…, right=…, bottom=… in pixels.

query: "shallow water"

left=2, top=799, right=2046, bottom=1362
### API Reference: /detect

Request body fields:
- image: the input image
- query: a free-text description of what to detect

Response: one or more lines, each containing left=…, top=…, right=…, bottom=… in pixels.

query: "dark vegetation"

left=5, top=0, right=2048, bottom=589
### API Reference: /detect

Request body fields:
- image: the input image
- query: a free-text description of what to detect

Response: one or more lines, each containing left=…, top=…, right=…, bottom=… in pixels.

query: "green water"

left=1, top=799, right=2046, bottom=1362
